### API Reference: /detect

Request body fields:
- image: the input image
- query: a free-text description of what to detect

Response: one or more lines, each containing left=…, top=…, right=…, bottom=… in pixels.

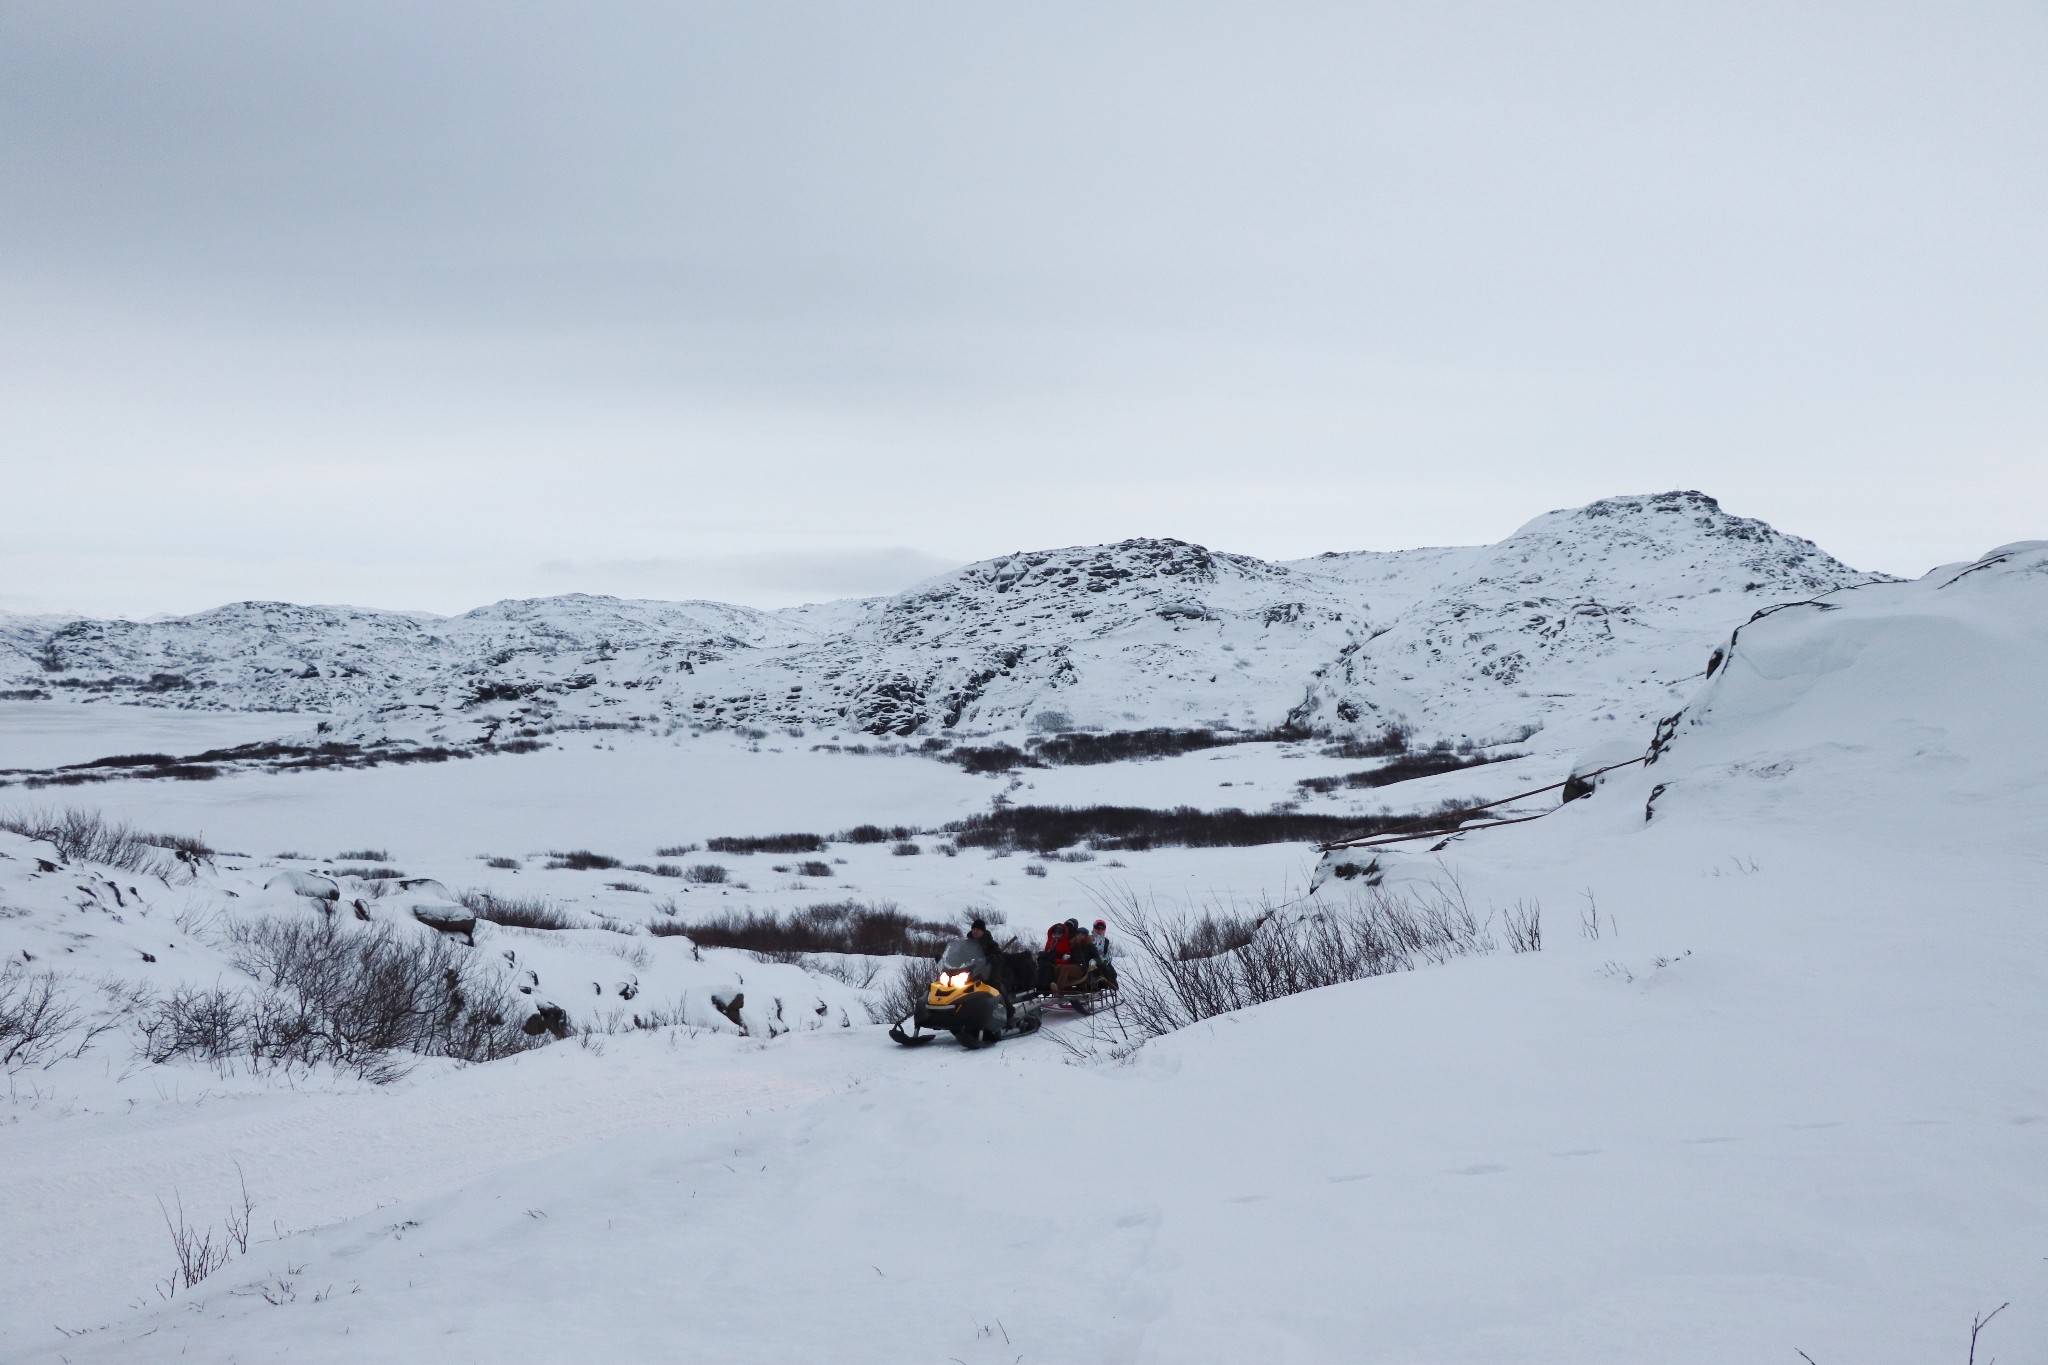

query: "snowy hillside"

left=1, top=492, right=1878, bottom=762
left=1, top=540, right=2041, bottom=1362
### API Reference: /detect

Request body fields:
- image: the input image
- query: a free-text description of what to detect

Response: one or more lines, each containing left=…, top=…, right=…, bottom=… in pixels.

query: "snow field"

left=4, top=540, right=2043, bottom=1362
left=16, top=813, right=2041, bottom=1363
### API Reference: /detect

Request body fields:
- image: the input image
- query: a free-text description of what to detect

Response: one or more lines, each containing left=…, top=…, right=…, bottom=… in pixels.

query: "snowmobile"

left=888, top=938, right=1042, bottom=1049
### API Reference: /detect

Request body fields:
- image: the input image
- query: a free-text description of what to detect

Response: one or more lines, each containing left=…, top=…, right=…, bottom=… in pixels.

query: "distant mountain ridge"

left=0, top=492, right=1884, bottom=752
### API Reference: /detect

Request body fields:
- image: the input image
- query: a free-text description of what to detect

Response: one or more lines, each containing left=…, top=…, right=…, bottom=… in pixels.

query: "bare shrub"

left=1023, top=863, right=1047, bottom=878
left=1294, top=746, right=1516, bottom=796
left=1103, top=878, right=1505, bottom=1041
left=705, top=833, right=825, bottom=855
left=686, top=901, right=953, bottom=959
left=892, top=841, right=921, bottom=857
left=457, top=889, right=577, bottom=931
left=655, top=843, right=700, bottom=857
left=337, top=848, right=390, bottom=861
left=839, top=824, right=911, bottom=844
left=1321, top=726, right=1410, bottom=759
left=0, top=805, right=210, bottom=870
left=1168, top=908, right=1267, bottom=960
left=804, top=955, right=882, bottom=989
left=683, top=863, right=729, bottom=884
left=0, top=965, right=103, bottom=1072
left=547, top=850, right=620, bottom=871
left=1503, top=900, right=1542, bottom=952
left=335, top=865, right=404, bottom=880
left=153, top=1168, right=255, bottom=1301
left=948, top=803, right=1457, bottom=853
left=796, top=860, right=833, bottom=878
left=139, top=918, right=541, bottom=1081
left=484, top=855, right=520, bottom=869
left=866, top=955, right=937, bottom=1025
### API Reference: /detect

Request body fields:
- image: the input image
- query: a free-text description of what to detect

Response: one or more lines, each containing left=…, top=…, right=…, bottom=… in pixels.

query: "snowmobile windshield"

left=937, top=939, right=987, bottom=971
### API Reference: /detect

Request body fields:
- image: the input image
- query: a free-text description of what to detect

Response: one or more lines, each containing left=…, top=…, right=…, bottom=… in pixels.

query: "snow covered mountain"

left=1, top=492, right=1880, bottom=754
left=4, top=538, right=2041, bottom=1363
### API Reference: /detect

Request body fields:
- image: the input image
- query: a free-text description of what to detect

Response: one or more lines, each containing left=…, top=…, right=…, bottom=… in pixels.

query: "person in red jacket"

left=1036, top=921, right=1071, bottom=991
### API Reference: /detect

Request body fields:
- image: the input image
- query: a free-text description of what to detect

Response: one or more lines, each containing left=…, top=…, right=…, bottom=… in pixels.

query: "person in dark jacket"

left=1064, top=927, right=1104, bottom=992
left=966, top=917, right=1004, bottom=975
left=965, top=917, right=1017, bottom=1003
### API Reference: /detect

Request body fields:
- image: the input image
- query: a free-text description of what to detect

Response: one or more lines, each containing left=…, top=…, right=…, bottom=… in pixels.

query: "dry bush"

left=457, top=889, right=578, bottom=930
left=1504, top=900, right=1543, bottom=952
left=1103, top=877, right=1509, bottom=1041
left=683, top=901, right=954, bottom=960
left=153, top=1169, right=255, bottom=1301
left=1294, top=746, right=1515, bottom=795
left=0, top=805, right=210, bottom=871
left=839, top=824, right=911, bottom=844
left=1, top=964, right=115, bottom=1072
left=947, top=803, right=1457, bottom=853
left=682, top=863, right=729, bottom=884
left=705, top=833, right=825, bottom=855
left=138, top=917, right=541, bottom=1081
left=1167, top=908, right=1267, bottom=960
left=866, top=955, right=938, bottom=1025
left=547, top=850, right=620, bottom=871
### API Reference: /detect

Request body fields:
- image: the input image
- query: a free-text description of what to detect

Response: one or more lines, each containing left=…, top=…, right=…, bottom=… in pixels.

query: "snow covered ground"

left=2, top=543, right=2042, bottom=1362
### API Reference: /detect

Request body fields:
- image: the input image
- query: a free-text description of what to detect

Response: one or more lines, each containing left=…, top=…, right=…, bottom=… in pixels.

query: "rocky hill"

left=0, top=492, right=1883, bottom=754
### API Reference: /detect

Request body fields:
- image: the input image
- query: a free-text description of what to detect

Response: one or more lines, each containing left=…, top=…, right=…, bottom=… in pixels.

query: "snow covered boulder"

left=409, top=904, right=479, bottom=941
left=1560, top=738, right=1647, bottom=803
left=265, top=869, right=341, bottom=902
left=521, top=1002, right=571, bottom=1038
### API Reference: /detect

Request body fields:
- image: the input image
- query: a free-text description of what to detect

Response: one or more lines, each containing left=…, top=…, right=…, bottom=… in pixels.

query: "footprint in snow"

left=1453, top=1164, right=1508, bottom=1175
left=1326, top=1173, right=1372, bottom=1183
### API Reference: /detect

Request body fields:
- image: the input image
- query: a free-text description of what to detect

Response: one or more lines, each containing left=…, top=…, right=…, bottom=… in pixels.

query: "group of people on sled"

left=1036, top=917, right=1116, bottom=992
left=960, top=915, right=1117, bottom=997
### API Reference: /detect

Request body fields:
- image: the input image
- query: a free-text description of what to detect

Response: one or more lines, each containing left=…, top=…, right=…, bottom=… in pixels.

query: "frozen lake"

left=0, top=700, right=326, bottom=770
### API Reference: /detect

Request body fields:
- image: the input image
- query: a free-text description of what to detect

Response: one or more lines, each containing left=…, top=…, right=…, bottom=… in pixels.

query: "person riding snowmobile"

left=965, top=917, right=1013, bottom=997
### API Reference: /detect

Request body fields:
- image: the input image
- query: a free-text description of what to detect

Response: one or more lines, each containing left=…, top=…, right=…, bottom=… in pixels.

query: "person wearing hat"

left=1090, top=917, right=1118, bottom=987
left=970, top=925, right=1011, bottom=986
left=965, top=915, right=1019, bottom=1003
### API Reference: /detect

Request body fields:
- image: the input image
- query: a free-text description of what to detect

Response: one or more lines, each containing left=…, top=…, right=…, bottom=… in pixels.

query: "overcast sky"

left=3, top=2, right=2042, bottom=618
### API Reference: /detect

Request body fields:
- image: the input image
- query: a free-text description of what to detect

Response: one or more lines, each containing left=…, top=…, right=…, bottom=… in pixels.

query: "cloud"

left=534, top=547, right=962, bottom=606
